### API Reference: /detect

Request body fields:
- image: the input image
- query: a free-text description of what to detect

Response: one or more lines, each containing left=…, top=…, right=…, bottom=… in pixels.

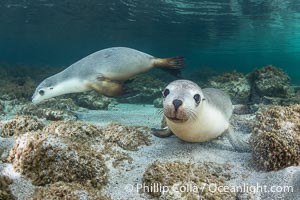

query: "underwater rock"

left=117, top=75, right=166, bottom=104
left=250, top=104, right=300, bottom=171
left=208, top=71, right=251, bottom=104
left=142, top=161, right=235, bottom=199
left=0, top=175, right=14, bottom=200
left=153, top=97, right=163, bottom=108
left=42, top=120, right=102, bottom=145
left=0, top=138, right=15, bottom=162
left=102, top=123, right=152, bottom=151
left=43, top=121, right=134, bottom=167
left=8, top=131, right=108, bottom=189
left=248, top=65, right=293, bottom=102
left=0, top=101, right=4, bottom=116
left=0, top=76, right=37, bottom=101
left=0, top=115, right=45, bottom=137
left=261, top=85, right=300, bottom=105
left=30, top=182, right=111, bottom=200
left=0, top=99, right=25, bottom=117
left=34, top=98, right=78, bottom=111
left=18, top=99, right=77, bottom=121
left=231, top=113, right=256, bottom=134
left=71, top=91, right=116, bottom=110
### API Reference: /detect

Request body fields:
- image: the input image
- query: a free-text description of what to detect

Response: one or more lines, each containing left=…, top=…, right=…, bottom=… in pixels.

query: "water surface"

left=0, top=0, right=299, bottom=82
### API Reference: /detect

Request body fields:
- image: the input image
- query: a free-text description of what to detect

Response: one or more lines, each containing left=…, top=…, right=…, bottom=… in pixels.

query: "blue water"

left=0, top=0, right=300, bottom=83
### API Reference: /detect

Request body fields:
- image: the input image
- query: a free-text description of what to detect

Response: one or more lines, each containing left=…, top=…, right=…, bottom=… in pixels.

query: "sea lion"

left=152, top=80, right=250, bottom=152
left=32, top=47, right=184, bottom=104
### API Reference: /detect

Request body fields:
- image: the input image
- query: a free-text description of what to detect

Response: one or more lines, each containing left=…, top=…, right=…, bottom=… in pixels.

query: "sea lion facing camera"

left=152, top=80, right=250, bottom=152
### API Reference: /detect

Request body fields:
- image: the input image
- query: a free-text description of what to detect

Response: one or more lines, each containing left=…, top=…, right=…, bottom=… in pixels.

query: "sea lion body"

left=152, top=80, right=250, bottom=152
left=32, top=47, right=184, bottom=103
left=162, top=80, right=233, bottom=142
left=167, top=88, right=232, bottom=142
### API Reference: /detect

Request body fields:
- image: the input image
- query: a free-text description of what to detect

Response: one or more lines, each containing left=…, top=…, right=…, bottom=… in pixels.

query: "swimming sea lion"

left=152, top=80, right=250, bottom=152
left=32, top=47, right=184, bottom=104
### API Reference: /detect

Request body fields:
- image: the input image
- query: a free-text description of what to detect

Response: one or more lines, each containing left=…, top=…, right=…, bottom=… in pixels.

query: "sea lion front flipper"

left=89, top=76, right=128, bottom=97
left=151, top=127, right=174, bottom=138
left=225, top=126, right=251, bottom=153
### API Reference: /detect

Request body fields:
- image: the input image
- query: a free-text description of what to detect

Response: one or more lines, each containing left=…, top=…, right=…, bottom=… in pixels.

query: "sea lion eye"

left=39, top=90, right=45, bottom=96
left=193, top=94, right=200, bottom=104
left=162, top=89, right=170, bottom=98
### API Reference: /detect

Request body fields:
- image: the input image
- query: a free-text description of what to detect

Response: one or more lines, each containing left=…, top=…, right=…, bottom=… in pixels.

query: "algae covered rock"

left=117, top=75, right=166, bottom=104
left=0, top=175, right=14, bottom=200
left=71, top=91, right=115, bottom=110
left=153, top=97, right=163, bottom=108
left=0, top=101, right=4, bottom=115
left=43, top=120, right=102, bottom=144
left=8, top=131, right=108, bottom=189
left=209, top=71, right=251, bottom=104
left=18, top=99, right=77, bottom=121
left=30, top=182, right=111, bottom=200
left=102, top=123, right=152, bottom=151
left=0, top=115, right=45, bottom=137
left=0, top=76, right=37, bottom=101
left=248, top=65, right=292, bottom=101
left=0, top=137, right=15, bottom=161
left=250, top=104, right=300, bottom=171
left=142, top=161, right=235, bottom=199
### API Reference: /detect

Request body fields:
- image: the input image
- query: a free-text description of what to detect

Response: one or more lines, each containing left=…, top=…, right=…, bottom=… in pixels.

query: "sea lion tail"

left=153, top=56, right=185, bottom=69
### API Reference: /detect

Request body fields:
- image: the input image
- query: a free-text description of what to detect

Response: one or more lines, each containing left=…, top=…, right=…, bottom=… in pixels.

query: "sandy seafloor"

left=0, top=103, right=299, bottom=200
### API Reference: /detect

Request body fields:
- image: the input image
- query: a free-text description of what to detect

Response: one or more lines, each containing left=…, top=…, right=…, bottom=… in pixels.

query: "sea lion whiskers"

left=186, top=107, right=198, bottom=121
left=155, top=109, right=164, bottom=117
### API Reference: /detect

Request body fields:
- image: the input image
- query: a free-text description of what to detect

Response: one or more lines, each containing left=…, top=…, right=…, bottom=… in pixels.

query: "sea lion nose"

left=172, top=99, right=183, bottom=111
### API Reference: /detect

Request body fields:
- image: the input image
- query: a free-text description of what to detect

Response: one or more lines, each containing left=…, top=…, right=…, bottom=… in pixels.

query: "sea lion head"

left=162, top=80, right=205, bottom=123
left=32, top=77, right=58, bottom=104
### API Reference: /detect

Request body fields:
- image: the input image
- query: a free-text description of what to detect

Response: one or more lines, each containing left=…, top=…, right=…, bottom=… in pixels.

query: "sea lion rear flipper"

left=151, top=127, right=174, bottom=138
left=153, top=56, right=185, bottom=69
left=225, top=127, right=251, bottom=153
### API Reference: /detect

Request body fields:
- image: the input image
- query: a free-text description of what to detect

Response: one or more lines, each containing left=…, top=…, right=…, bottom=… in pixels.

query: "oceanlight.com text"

left=124, top=182, right=294, bottom=195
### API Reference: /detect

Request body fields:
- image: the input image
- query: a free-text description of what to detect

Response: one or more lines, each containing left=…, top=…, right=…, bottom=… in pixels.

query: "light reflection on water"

left=0, top=0, right=299, bottom=82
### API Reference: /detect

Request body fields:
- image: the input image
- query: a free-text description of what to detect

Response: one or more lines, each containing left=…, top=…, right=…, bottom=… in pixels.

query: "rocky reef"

left=0, top=101, right=4, bottom=116
left=250, top=104, right=300, bottom=171
left=117, top=75, right=167, bottom=104
left=248, top=65, right=291, bottom=97
left=0, top=175, right=14, bottom=200
left=102, top=123, right=151, bottom=151
left=18, top=99, right=78, bottom=121
left=30, top=182, right=111, bottom=200
left=8, top=131, right=108, bottom=188
left=0, top=76, right=36, bottom=101
left=71, top=91, right=116, bottom=110
left=207, top=65, right=299, bottom=105
left=0, top=115, right=45, bottom=137
left=142, top=161, right=235, bottom=199
left=208, top=71, right=251, bottom=104
left=0, top=115, right=155, bottom=199
left=0, top=64, right=299, bottom=199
